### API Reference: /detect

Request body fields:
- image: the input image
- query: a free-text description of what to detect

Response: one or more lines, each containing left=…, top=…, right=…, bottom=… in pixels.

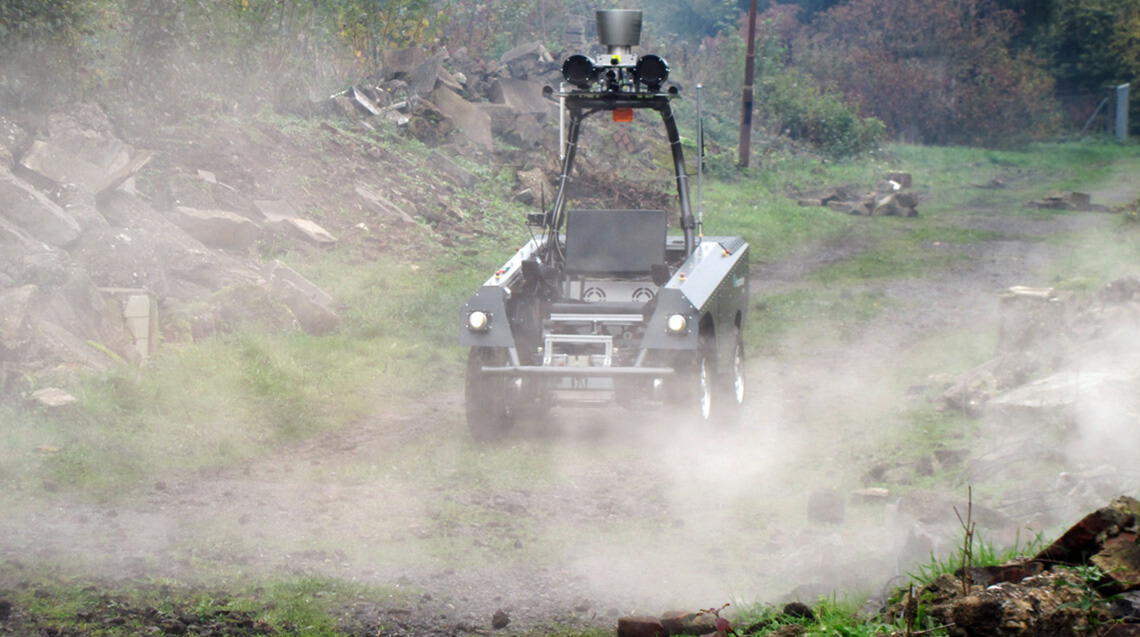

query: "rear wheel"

left=465, top=347, right=516, bottom=441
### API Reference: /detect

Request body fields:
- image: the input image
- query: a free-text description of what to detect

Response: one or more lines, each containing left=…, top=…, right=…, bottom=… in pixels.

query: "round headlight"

left=666, top=314, right=687, bottom=334
left=467, top=310, right=490, bottom=332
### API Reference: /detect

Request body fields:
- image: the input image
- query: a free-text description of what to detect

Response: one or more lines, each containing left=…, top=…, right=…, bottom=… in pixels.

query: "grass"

left=4, top=125, right=1140, bottom=634
left=1, top=569, right=407, bottom=636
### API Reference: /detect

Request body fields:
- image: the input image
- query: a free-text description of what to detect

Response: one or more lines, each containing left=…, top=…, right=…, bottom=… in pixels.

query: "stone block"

left=488, top=79, right=552, bottom=114
left=430, top=152, right=477, bottom=190
left=884, top=171, right=913, bottom=188
left=30, top=387, right=77, bottom=409
left=617, top=616, right=666, bottom=637
left=1036, top=502, right=1139, bottom=565
left=172, top=206, right=260, bottom=251
left=0, top=170, right=82, bottom=247
left=431, top=88, right=493, bottom=150
left=659, top=611, right=715, bottom=636
left=1092, top=542, right=1140, bottom=593
left=382, top=47, right=428, bottom=80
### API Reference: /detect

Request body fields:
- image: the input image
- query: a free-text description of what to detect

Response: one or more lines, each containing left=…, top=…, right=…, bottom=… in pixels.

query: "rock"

left=430, top=152, right=477, bottom=190
left=265, top=217, right=338, bottom=247
left=659, top=611, right=715, bottom=635
left=0, top=169, right=82, bottom=247
left=431, top=87, right=493, bottom=150
left=617, top=616, right=666, bottom=637
left=409, top=49, right=448, bottom=98
left=355, top=184, right=417, bottom=223
left=488, top=79, right=552, bottom=114
left=516, top=169, right=555, bottom=204
left=209, top=283, right=297, bottom=334
left=171, top=206, right=260, bottom=251
left=0, top=285, right=36, bottom=354
left=956, top=560, right=1046, bottom=588
left=382, top=47, right=428, bottom=80
left=491, top=609, right=510, bottom=630
left=850, top=487, right=891, bottom=503
left=883, top=171, right=913, bottom=188
left=1035, top=497, right=1140, bottom=565
left=29, top=387, right=77, bottom=409
left=17, top=139, right=111, bottom=194
left=1112, top=590, right=1140, bottom=621
left=950, top=571, right=1104, bottom=637
left=263, top=260, right=339, bottom=335
left=1091, top=541, right=1140, bottom=593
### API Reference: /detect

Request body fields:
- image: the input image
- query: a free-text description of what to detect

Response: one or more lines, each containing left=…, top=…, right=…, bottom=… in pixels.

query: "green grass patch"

left=1, top=570, right=406, bottom=637
left=749, top=287, right=892, bottom=354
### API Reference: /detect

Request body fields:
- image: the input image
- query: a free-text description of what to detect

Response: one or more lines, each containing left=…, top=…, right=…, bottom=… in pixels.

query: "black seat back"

left=564, top=209, right=667, bottom=276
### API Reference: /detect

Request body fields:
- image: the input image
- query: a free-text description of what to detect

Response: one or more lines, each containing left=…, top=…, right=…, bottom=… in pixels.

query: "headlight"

left=666, top=314, right=687, bottom=334
left=467, top=310, right=490, bottom=332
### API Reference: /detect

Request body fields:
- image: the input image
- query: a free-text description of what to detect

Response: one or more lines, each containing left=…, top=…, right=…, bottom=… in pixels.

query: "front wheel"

left=715, top=328, right=745, bottom=426
left=465, top=347, right=516, bottom=441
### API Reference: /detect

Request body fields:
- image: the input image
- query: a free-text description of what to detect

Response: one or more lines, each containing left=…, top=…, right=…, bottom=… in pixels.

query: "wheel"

left=465, top=347, right=516, bottom=441
left=715, top=328, right=745, bottom=426
left=674, top=335, right=715, bottom=425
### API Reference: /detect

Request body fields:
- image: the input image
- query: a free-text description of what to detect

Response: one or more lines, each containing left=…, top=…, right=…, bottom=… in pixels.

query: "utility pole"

left=737, top=0, right=759, bottom=168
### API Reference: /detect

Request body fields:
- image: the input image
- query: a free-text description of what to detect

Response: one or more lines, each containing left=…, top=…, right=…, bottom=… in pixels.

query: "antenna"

left=697, top=83, right=704, bottom=240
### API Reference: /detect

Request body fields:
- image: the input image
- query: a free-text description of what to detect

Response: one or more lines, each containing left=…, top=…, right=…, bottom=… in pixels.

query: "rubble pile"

left=936, top=277, right=1140, bottom=420
left=794, top=171, right=919, bottom=217
left=1027, top=191, right=1111, bottom=212
left=882, top=495, right=1140, bottom=637
left=0, top=29, right=634, bottom=390
left=613, top=497, right=1140, bottom=637
left=0, top=106, right=345, bottom=390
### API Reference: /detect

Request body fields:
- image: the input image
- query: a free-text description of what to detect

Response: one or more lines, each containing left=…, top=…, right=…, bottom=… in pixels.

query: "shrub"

left=758, top=68, right=885, bottom=157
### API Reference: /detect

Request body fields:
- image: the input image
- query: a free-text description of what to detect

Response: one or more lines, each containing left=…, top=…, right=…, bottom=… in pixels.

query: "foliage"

left=0, top=0, right=94, bottom=107
left=801, top=0, right=1061, bottom=146
left=758, top=68, right=885, bottom=157
left=1042, top=0, right=1140, bottom=135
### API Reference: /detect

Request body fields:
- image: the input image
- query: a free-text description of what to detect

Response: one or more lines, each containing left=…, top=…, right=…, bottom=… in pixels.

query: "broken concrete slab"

left=267, top=217, right=338, bottom=247
left=488, top=78, right=552, bottom=114
left=17, top=139, right=111, bottom=193
left=264, top=273, right=339, bottom=335
left=264, top=260, right=334, bottom=309
left=430, top=152, right=477, bottom=190
left=431, top=87, right=493, bottom=150
left=884, top=171, right=913, bottom=188
left=1092, top=541, right=1140, bottom=593
left=501, top=41, right=549, bottom=65
left=355, top=184, right=417, bottom=223
left=616, top=616, right=666, bottom=637
left=1035, top=497, right=1140, bottom=565
left=409, top=49, right=448, bottom=98
left=0, top=169, right=82, bottom=247
left=0, top=285, right=36, bottom=354
left=382, top=47, right=428, bottom=81
left=29, top=387, right=77, bottom=409
left=172, top=206, right=260, bottom=251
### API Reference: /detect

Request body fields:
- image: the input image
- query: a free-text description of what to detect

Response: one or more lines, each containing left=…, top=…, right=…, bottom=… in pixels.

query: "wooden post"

left=737, top=0, right=759, bottom=168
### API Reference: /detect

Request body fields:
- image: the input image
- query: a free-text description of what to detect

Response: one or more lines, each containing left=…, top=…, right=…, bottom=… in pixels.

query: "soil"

left=3, top=113, right=1140, bottom=635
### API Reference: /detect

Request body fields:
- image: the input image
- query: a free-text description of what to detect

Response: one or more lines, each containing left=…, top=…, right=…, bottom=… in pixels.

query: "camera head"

left=561, top=10, right=671, bottom=94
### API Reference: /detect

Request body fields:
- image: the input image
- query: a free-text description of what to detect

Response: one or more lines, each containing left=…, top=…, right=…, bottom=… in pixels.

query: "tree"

left=800, top=0, right=1059, bottom=146
left=0, top=0, right=93, bottom=108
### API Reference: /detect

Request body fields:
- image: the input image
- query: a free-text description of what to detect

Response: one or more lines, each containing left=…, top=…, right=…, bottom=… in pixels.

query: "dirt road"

left=3, top=165, right=1139, bottom=635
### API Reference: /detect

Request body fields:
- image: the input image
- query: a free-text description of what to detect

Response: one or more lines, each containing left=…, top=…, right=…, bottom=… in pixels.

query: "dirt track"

left=3, top=170, right=1139, bottom=635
